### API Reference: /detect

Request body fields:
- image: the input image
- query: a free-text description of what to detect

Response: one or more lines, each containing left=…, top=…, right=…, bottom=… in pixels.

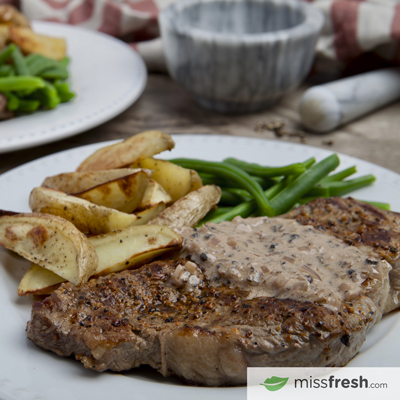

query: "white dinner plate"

left=0, top=135, right=399, bottom=400
left=0, top=21, right=147, bottom=154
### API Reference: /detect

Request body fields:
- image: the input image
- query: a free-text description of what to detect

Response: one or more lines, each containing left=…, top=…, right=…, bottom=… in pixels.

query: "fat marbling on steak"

left=27, top=217, right=391, bottom=386
left=284, top=197, right=400, bottom=313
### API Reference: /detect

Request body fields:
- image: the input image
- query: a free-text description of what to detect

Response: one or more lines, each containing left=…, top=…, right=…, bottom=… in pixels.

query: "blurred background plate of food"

left=0, top=19, right=147, bottom=154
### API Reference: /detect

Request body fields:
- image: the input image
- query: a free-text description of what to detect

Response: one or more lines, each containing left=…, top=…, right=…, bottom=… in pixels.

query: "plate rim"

left=1, top=133, right=399, bottom=193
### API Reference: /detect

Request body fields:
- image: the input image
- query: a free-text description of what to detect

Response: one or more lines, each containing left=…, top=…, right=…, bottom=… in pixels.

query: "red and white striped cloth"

left=2, top=0, right=400, bottom=71
left=309, top=0, right=400, bottom=67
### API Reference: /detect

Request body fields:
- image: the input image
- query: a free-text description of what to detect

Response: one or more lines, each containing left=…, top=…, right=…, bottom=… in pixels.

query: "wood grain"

left=0, top=74, right=399, bottom=175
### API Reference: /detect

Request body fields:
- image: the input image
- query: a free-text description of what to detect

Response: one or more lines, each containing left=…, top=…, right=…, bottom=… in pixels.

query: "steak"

left=27, top=217, right=392, bottom=386
left=284, top=197, right=400, bottom=312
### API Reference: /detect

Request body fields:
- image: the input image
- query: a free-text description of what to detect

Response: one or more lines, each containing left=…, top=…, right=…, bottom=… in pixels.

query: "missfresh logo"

left=260, top=376, right=289, bottom=392
left=249, top=368, right=400, bottom=400
left=294, top=375, right=387, bottom=389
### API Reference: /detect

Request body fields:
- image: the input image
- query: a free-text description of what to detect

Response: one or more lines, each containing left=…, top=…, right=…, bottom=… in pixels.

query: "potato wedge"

left=18, top=264, right=65, bottom=296
left=42, top=168, right=151, bottom=194
left=76, top=131, right=175, bottom=172
left=9, top=26, right=66, bottom=60
left=148, top=185, right=221, bottom=228
left=0, top=209, right=18, bottom=217
left=29, top=187, right=139, bottom=234
left=18, top=224, right=183, bottom=294
left=190, top=169, right=203, bottom=192
left=0, top=5, right=30, bottom=28
left=137, top=179, right=172, bottom=210
left=134, top=158, right=193, bottom=202
left=135, top=202, right=166, bottom=223
left=90, top=224, right=182, bottom=276
left=73, top=170, right=149, bottom=213
left=0, top=213, right=98, bottom=285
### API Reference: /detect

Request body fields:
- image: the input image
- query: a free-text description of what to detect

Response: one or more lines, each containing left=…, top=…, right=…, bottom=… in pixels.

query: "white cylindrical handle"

left=299, top=68, right=400, bottom=133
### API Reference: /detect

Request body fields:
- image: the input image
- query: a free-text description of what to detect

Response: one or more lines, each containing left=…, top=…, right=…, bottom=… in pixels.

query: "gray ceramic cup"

left=159, top=0, right=324, bottom=113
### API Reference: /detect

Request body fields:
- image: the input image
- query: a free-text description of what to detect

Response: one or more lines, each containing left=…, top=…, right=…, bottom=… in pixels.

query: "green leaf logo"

left=260, top=376, right=289, bottom=391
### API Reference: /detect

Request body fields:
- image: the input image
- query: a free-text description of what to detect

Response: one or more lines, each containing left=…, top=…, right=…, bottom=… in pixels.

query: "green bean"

left=3, top=92, right=19, bottom=111
left=0, top=47, right=74, bottom=116
left=252, top=176, right=280, bottom=190
left=0, top=44, right=16, bottom=66
left=203, top=176, right=292, bottom=223
left=270, top=154, right=340, bottom=215
left=11, top=47, right=30, bottom=76
left=199, top=172, right=266, bottom=188
left=202, top=165, right=311, bottom=223
left=197, top=207, right=233, bottom=225
left=220, top=188, right=252, bottom=205
left=171, top=158, right=275, bottom=216
left=296, top=197, right=319, bottom=205
left=220, top=190, right=241, bottom=206
left=303, top=157, right=316, bottom=169
left=25, top=54, right=42, bottom=66
left=39, top=65, right=69, bottom=80
left=304, top=186, right=330, bottom=198
left=223, top=157, right=306, bottom=177
left=359, top=200, right=390, bottom=211
left=198, top=173, right=238, bottom=188
left=17, top=99, right=40, bottom=112
left=320, top=166, right=357, bottom=184
left=30, top=81, right=61, bottom=109
left=264, top=177, right=289, bottom=199
left=201, top=201, right=258, bottom=224
left=321, top=175, right=376, bottom=197
left=202, top=179, right=289, bottom=223
left=16, top=87, right=38, bottom=97
left=54, top=80, right=75, bottom=102
left=198, top=173, right=222, bottom=186
left=0, top=65, right=14, bottom=77
left=0, top=76, right=45, bottom=91
left=228, top=188, right=253, bottom=202
left=59, top=56, right=70, bottom=68
left=28, top=55, right=60, bottom=76
left=44, top=81, right=61, bottom=109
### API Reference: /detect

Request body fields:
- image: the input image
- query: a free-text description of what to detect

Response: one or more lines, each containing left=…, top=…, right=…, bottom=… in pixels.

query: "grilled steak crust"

left=284, top=197, right=400, bottom=312
left=27, top=259, right=380, bottom=386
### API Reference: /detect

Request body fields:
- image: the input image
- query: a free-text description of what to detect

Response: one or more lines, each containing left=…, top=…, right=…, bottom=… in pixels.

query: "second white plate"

left=0, top=21, right=147, bottom=154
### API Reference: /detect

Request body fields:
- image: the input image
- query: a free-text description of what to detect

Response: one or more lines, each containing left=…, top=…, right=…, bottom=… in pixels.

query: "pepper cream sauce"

left=179, top=217, right=391, bottom=311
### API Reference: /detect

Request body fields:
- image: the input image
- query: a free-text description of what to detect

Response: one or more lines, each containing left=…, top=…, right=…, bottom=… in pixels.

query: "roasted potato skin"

left=42, top=168, right=150, bottom=194
left=0, top=5, right=30, bottom=28
left=0, top=209, right=18, bottom=217
left=73, top=170, right=149, bottom=213
left=76, top=131, right=175, bottom=172
left=9, top=26, right=66, bottom=60
left=189, top=169, right=203, bottom=192
left=134, top=158, right=193, bottom=202
left=29, top=187, right=140, bottom=234
left=90, top=224, right=183, bottom=276
left=18, top=264, right=65, bottom=296
left=149, top=185, right=221, bottom=228
left=18, top=224, right=183, bottom=295
left=135, top=202, right=166, bottom=224
left=136, top=179, right=172, bottom=211
left=4, top=131, right=223, bottom=298
left=0, top=212, right=98, bottom=285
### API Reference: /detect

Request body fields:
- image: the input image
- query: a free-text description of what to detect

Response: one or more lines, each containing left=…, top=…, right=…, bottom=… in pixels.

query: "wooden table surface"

left=1, top=74, right=399, bottom=175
